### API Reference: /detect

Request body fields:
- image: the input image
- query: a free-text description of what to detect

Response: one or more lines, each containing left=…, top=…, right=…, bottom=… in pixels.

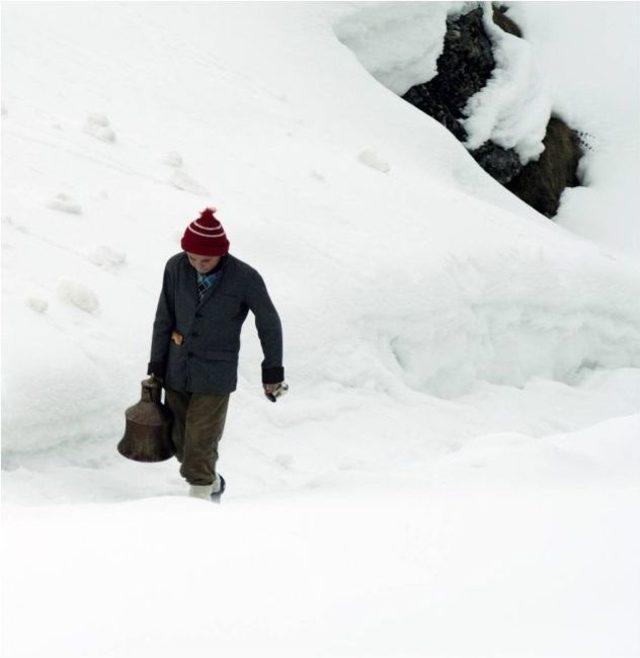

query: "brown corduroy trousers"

left=164, top=387, right=230, bottom=486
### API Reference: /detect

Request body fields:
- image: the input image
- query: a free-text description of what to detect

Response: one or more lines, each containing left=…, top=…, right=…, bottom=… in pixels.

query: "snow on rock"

left=84, top=112, right=116, bottom=143
left=505, top=2, right=640, bottom=256
left=45, top=192, right=82, bottom=215
left=336, top=2, right=552, bottom=170
left=56, top=277, right=99, bottom=314
left=357, top=148, right=390, bottom=173
left=334, top=2, right=461, bottom=95
left=88, top=245, right=126, bottom=271
left=459, top=3, right=552, bottom=166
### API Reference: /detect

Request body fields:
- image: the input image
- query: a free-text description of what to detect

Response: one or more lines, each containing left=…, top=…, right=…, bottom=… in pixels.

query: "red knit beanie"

left=180, top=207, right=230, bottom=256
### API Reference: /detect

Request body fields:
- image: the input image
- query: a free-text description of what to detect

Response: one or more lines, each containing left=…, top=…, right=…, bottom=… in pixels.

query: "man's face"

left=186, top=252, right=221, bottom=274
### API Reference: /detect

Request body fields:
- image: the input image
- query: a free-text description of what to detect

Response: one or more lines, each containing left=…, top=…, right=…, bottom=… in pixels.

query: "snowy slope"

left=2, top=3, right=640, bottom=657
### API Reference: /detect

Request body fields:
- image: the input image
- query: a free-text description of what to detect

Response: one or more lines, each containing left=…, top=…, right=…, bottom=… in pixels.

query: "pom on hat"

left=181, top=207, right=230, bottom=256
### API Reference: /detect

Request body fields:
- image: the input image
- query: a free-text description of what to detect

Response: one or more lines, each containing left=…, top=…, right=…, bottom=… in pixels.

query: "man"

left=147, top=207, right=287, bottom=502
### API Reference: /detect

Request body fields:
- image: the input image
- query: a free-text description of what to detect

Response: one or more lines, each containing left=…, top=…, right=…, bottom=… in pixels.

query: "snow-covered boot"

left=188, top=483, right=214, bottom=499
left=210, top=474, right=226, bottom=503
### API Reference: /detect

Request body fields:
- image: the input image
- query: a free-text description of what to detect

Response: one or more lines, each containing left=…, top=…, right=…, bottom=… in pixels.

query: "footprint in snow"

left=163, top=151, right=184, bottom=168
left=57, top=277, right=99, bottom=314
left=26, top=297, right=49, bottom=314
left=169, top=169, right=209, bottom=196
left=84, top=113, right=116, bottom=143
left=2, top=215, right=30, bottom=233
left=46, top=193, right=82, bottom=215
left=88, top=245, right=126, bottom=271
left=357, top=148, right=390, bottom=174
left=274, top=454, right=294, bottom=469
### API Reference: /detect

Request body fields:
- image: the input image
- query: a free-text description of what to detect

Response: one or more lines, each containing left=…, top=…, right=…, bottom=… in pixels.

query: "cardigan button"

left=192, top=332, right=199, bottom=338
left=187, top=351, right=194, bottom=357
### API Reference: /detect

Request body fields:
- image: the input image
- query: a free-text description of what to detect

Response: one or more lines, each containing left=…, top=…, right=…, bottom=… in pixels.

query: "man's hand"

left=263, top=381, right=289, bottom=402
left=145, top=373, right=164, bottom=388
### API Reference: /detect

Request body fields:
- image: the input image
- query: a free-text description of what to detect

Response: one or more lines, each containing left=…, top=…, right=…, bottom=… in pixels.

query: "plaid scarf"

left=197, top=269, right=222, bottom=302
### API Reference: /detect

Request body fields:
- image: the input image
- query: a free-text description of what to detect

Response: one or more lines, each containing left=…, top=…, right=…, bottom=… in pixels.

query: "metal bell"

left=117, top=375, right=175, bottom=462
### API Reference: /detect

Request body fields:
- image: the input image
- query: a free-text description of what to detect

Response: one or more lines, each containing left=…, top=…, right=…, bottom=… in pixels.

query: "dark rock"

left=401, top=2, right=583, bottom=219
left=402, top=6, right=495, bottom=139
left=506, top=116, right=583, bottom=217
left=492, top=4, right=523, bottom=38
left=470, top=141, right=522, bottom=185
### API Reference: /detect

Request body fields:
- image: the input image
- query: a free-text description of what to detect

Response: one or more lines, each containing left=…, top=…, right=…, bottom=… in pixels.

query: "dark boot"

left=210, top=474, right=226, bottom=504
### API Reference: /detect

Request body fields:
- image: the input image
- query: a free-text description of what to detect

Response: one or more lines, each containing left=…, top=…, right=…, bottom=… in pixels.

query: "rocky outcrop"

left=506, top=117, right=582, bottom=217
left=401, top=3, right=584, bottom=219
left=402, top=6, right=494, bottom=143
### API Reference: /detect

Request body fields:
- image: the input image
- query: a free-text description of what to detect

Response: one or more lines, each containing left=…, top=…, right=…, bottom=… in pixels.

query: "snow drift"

left=2, top=1, right=639, bottom=455
left=2, top=3, right=640, bottom=657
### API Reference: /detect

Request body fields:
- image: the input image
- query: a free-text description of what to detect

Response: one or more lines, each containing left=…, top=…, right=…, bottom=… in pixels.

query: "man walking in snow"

left=147, top=207, right=287, bottom=501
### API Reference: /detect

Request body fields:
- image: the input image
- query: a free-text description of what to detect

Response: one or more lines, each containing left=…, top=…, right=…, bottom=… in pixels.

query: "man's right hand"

left=147, top=360, right=166, bottom=378
left=142, top=372, right=163, bottom=386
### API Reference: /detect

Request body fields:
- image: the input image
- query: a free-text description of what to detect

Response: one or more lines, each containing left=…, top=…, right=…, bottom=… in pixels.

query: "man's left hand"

left=263, top=381, right=289, bottom=402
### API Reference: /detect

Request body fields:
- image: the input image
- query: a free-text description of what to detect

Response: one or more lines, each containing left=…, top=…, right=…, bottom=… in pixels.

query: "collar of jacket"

left=204, top=254, right=228, bottom=275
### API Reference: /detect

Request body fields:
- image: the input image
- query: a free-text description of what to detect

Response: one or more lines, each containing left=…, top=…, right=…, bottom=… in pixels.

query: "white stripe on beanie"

left=188, top=225, right=226, bottom=238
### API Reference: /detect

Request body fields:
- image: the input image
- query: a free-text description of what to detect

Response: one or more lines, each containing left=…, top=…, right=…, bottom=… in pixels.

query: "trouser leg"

left=179, top=392, right=230, bottom=486
left=164, top=387, right=190, bottom=463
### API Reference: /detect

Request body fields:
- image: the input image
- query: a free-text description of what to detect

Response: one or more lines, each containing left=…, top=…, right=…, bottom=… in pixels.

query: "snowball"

left=46, top=193, right=82, bottom=215
left=357, top=148, right=390, bottom=173
left=57, top=277, right=99, bottom=313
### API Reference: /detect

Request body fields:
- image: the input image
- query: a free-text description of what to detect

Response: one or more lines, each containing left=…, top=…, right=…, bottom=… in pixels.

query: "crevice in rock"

left=401, top=3, right=586, bottom=219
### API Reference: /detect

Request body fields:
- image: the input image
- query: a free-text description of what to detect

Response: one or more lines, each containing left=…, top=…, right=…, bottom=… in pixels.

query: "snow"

left=503, top=1, right=640, bottom=256
left=461, top=3, right=552, bottom=165
left=334, top=1, right=459, bottom=95
left=336, top=1, right=640, bottom=256
left=84, top=113, right=117, bottom=144
left=1, top=2, right=639, bottom=657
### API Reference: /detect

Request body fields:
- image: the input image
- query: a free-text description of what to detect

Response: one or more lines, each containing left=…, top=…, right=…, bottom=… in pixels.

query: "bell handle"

left=141, top=374, right=162, bottom=403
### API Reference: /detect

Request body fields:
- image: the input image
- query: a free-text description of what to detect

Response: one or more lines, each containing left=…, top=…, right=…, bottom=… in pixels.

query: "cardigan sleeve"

left=147, top=263, right=175, bottom=377
left=246, top=270, right=284, bottom=384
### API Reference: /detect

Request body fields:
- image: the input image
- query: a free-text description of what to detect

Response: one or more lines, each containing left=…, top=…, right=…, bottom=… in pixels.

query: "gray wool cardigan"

left=147, top=252, right=284, bottom=394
